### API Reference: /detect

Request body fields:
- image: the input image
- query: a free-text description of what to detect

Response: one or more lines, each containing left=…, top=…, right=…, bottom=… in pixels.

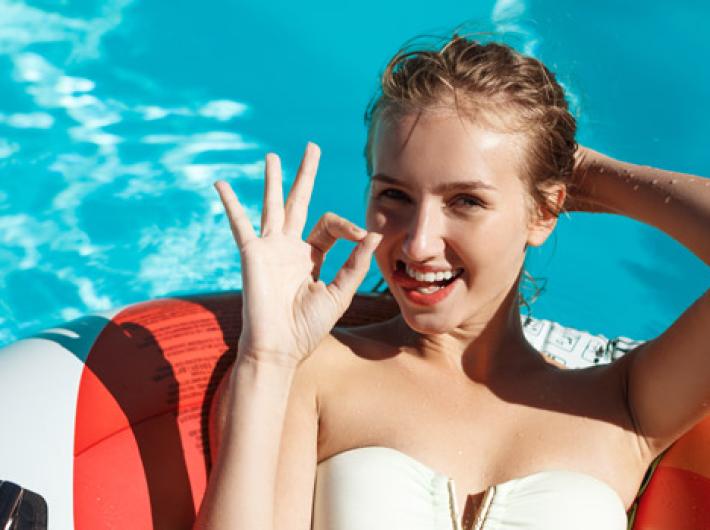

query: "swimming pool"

left=1, top=0, right=708, bottom=348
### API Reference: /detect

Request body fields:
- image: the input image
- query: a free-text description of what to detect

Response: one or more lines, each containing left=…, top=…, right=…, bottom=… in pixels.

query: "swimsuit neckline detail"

left=317, top=445, right=627, bottom=510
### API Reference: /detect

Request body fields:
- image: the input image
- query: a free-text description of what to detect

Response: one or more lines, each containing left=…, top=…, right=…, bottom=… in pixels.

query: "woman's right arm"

left=202, top=339, right=322, bottom=530
left=195, top=355, right=298, bottom=530
left=193, top=143, right=381, bottom=530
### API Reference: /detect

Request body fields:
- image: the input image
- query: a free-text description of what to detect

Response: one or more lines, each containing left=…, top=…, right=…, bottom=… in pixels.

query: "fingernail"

left=306, top=141, right=320, bottom=156
left=368, top=232, right=383, bottom=246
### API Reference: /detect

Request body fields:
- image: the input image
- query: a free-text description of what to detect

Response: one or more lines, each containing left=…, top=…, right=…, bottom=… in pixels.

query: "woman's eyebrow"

left=371, top=173, right=497, bottom=193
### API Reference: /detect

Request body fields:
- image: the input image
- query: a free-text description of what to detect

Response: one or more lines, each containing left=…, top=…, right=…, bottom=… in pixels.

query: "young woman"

left=194, top=36, right=709, bottom=530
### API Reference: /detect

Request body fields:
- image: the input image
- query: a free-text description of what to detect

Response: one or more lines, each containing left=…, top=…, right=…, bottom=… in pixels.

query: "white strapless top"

left=312, top=446, right=627, bottom=530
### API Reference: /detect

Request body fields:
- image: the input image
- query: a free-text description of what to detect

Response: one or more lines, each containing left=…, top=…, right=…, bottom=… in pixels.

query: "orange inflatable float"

left=0, top=292, right=707, bottom=529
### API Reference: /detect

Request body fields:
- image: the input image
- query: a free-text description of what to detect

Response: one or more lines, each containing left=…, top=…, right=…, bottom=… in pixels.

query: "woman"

left=194, top=36, right=709, bottom=530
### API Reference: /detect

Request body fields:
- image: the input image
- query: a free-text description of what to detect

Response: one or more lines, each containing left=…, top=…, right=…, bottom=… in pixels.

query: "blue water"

left=0, top=0, right=708, bottom=347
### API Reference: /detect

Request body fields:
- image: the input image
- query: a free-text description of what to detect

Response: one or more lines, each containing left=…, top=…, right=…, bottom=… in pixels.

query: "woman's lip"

left=396, top=260, right=460, bottom=274
left=390, top=270, right=461, bottom=306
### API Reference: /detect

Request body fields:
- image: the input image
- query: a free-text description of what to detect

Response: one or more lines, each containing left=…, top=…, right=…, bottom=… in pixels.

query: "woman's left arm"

left=570, top=146, right=710, bottom=457
left=570, top=146, right=709, bottom=262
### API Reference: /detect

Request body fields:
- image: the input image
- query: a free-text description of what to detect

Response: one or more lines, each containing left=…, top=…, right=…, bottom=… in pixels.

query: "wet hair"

left=365, top=34, right=577, bottom=309
left=364, top=34, right=578, bottom=217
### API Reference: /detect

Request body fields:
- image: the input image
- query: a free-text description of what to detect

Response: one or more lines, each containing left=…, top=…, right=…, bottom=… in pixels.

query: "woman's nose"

left=401, top=203, right=446, bottom=261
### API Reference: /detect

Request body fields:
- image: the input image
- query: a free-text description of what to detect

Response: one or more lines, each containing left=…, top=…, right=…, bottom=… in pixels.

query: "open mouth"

left=392, top=260, right=464, bottom=294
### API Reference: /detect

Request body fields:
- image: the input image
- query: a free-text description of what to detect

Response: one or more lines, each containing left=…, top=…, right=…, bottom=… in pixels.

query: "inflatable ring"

left=0, top=292, right=707, bottom=529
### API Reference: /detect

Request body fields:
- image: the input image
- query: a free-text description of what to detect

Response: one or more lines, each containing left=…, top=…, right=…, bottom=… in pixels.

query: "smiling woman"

left=193, top=32, right=710, bottom=530
left=0, top=3, right=708, bottom=528
left=367, top=113, right=557, bottom=329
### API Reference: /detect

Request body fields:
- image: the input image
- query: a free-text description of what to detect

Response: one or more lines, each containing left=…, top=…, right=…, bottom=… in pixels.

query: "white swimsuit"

left=312, top=446, right=627, bottom=530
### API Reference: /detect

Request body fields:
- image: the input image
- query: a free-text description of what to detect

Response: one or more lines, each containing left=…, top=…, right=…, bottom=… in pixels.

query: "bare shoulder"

left=544, top=353, right=642, bottom=435
left=289, top=322, right=391, bottom=407
left=304, top=318, right=401, bottom=370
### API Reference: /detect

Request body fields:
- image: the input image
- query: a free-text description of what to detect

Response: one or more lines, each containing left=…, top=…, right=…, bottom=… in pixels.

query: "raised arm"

left=568, top=146, right=710, bottom=457
left=193, top=143, right=381, bottom=530
left=570, top=146, right=709, bottom=263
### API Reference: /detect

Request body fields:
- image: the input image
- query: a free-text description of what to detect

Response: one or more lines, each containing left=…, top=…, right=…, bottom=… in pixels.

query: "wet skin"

left=309, top=111, right=650, bottom=522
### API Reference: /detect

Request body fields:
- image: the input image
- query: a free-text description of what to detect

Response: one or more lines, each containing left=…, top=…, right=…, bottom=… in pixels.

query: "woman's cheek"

left=365, top=208, right=384, bottom=235
left=366, top=207, right=398, bottom=234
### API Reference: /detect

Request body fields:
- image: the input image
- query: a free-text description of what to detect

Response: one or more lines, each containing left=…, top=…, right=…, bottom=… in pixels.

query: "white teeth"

left=404, top=264, right=459, bottom=283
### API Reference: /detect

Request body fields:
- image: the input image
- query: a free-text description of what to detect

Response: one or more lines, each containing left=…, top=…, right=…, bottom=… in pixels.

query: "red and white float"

left=0, top=292, right=707, bottom=528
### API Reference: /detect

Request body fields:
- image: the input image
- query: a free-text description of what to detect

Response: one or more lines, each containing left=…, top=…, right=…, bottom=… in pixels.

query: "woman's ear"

left=527, top=183, right=566, bottom=247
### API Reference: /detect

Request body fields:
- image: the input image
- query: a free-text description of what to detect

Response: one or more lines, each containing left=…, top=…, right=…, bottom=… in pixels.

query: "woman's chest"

left=315, top=360, right=645, bottom=511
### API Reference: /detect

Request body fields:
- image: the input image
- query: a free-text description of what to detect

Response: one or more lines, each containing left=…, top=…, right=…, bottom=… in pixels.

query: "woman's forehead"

left=371, top=110, right=528, bottom=190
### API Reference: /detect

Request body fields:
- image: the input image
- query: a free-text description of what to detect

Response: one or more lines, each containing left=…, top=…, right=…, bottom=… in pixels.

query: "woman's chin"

left=399, top=309, right=459, bottom=335
left=386, top=287, right=458, bottom=334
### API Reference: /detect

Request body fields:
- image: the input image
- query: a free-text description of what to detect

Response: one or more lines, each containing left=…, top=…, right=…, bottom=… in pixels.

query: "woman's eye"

left=451, top=195, right=484, bottom=209
left=379, top=188, right=409, bottom=202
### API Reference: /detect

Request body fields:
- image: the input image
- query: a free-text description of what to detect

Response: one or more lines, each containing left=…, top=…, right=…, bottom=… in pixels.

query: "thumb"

left=326, top=232, right=382, bottom=312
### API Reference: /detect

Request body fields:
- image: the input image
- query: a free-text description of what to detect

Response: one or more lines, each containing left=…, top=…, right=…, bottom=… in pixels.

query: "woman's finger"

left=214, top=180, right=257, bottom=248
left=307, top=212, right=367, bottom=280
left=306, top=212, right=367, bottom=255
left=260, top=153, right=285, bottom=236
left=326, top=232, right=382, bottom=312
left=283, top=142, right=320, bottom=236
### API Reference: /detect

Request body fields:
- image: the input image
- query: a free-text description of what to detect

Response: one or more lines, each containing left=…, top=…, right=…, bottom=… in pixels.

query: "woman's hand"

left=565, top=145, right=609, bottom=213
left=215, top=142, right=381, bottom=367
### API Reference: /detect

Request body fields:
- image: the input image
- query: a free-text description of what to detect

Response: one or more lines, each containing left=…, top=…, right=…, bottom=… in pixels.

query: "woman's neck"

left=392, top=286, right=546, bottom=383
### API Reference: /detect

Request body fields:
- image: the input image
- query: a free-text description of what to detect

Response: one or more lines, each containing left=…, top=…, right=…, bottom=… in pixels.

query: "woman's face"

left=366, top=110, right=554, bottom=334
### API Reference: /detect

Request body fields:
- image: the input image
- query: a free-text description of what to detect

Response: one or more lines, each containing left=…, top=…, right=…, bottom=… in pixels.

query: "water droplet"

left=652, top=179, right=658, bottom=185
left=664, top=196, right=671, bottom=204
left=632, top=185, right=640, bottom=191
left=671, top=179, right=678, bottom=185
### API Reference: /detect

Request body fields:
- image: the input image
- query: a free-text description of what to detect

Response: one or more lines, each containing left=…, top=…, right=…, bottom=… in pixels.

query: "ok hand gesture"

left=215, top=142, right=381, bottom=368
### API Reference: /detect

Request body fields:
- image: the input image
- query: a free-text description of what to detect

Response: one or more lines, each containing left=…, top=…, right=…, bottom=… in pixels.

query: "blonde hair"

left=364, top=34, right=577, bottom=217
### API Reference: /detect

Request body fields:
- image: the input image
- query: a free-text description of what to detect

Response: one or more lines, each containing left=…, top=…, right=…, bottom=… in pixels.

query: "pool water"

left=1, top=0, right=708, bottom=347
